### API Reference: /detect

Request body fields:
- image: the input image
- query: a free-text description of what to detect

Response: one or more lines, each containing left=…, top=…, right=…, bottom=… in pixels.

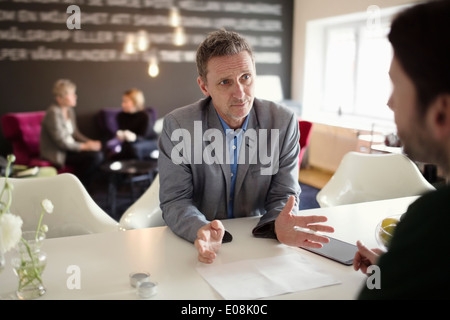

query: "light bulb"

left=173, top=26, right=186, bottom=46
left=124, top=33, right=136, bottom=54
left=136, top=30, right=149, bottom=52
left=148, top=58, right=159, bottom=78
left=169, top=7, right=181, bottom=27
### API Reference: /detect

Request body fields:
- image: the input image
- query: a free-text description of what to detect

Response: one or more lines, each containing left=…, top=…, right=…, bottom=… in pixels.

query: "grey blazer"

left=158, top=97, right=301, bottom=243
left=40, top=105, right=89, bottom=168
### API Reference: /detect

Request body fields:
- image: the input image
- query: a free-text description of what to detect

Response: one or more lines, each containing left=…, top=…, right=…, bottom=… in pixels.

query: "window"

left=302, top=4, right=412, bottom=132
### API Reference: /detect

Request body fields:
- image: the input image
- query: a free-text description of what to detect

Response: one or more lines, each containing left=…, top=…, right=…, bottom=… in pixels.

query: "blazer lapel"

left=205, top=101, right=231, bottom=202
left=234, top=106, right=259, bottom=201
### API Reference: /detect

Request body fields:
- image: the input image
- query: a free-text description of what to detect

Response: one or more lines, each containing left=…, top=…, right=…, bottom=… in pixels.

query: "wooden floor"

left=298, top=166, right=334, bottom=190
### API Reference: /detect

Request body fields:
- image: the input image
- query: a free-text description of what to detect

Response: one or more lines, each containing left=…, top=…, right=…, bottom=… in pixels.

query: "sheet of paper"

left=196, top=253, right=340, bottom=300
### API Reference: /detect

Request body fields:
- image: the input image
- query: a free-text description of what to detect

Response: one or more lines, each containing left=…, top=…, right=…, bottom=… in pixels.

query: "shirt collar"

left=216, top=111, right=250, bottom=133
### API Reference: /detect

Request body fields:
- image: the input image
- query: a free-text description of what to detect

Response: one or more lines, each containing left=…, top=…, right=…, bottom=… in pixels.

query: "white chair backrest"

left=0, top=173, right=119, bottom=238
left=153, top=118, right=164, bottom=135
left=119, top=174, right=165, bottom=229
left=316, top=152, right=436, bottom=207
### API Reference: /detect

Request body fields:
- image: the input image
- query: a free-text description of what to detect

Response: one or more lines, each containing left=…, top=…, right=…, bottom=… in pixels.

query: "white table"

left=0, top=196, right=418, bottom=300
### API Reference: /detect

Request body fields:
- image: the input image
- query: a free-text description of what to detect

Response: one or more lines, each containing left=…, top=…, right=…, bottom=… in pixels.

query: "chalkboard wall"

left=0, top=0, right=293, bottom=156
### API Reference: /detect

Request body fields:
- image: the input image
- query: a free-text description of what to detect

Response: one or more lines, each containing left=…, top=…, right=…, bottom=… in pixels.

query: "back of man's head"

left=389, top=0, right=450, bottom=113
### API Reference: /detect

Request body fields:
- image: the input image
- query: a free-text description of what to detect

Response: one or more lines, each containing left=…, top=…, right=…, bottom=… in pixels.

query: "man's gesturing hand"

left=275, top=195, right=335, bottom=248
left=194, top=220, right=225, bottom=264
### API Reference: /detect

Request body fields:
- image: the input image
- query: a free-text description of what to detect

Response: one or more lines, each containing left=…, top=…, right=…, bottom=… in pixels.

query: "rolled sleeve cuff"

left=252, top=220, right=277, bottom=240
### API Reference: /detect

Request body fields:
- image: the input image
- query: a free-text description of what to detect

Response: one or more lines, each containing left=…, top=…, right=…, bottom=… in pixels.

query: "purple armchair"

left=97, top=107, right=157, bottom=140
left=1, top=111, right=74, bottom=173
left=97, top=107, right=158, bottom=160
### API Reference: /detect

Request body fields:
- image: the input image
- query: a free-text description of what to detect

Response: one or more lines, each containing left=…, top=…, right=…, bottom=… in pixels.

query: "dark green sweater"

left=358, top=184, right=450, bottom=299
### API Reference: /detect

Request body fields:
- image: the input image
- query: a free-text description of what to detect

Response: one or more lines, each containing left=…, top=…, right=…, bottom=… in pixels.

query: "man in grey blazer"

left=158, top=29, right=334, bottom=264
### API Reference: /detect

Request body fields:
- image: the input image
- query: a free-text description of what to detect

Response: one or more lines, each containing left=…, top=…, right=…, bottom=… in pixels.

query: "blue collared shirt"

left=217, top=113, right=250, bottom=218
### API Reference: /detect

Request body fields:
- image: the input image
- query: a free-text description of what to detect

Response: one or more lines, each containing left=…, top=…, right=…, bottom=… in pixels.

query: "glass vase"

left=0, top=227, right=5, bottom=274
left=10, top=231, right=47, bottom=300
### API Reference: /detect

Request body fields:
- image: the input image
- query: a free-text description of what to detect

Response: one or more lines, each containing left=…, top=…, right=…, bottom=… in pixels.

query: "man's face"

left=388, top=55, right=435, bottom=163
left=197, top=51, right=255, bottom=129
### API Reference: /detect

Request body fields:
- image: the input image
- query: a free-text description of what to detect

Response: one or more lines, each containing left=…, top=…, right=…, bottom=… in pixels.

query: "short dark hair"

left=388, top=0, right=450, bottom=114
left=196, top=29, right=254, bottom=81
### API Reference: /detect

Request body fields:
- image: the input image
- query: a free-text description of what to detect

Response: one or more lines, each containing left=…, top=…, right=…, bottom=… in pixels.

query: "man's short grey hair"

left=196, top=29, right=254, bottom=81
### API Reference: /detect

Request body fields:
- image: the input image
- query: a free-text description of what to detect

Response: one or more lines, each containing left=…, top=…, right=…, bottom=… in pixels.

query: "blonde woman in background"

left=108, top=88, right=158, bottom=160
left=40, top=79, right=104, bottom=189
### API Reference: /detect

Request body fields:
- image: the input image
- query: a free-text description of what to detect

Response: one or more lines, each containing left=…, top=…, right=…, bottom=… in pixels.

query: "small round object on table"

left=129, top=272, right=151, bottom=288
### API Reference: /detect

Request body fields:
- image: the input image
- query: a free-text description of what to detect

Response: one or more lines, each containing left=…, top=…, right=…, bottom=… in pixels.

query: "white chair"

left=316, top=151, right=436, bottom=207
left=0, top=173, right=120, bottom=238
left=119, top=174, right=165, bottom=229
left=153, top=117, right=164, bottom=135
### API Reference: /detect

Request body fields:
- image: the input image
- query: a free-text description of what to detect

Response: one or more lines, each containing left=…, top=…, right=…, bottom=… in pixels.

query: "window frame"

left=301, top=4, right=412, bottom=133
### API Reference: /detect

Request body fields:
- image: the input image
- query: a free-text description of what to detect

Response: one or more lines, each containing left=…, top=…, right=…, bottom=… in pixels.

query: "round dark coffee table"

left=100, top=159, right=158, bottom=218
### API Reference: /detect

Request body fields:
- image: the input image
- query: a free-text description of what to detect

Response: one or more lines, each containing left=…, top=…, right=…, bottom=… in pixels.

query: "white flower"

left=40, top=224, right=48, bottom=233
left=6, top=154, right=15, bottom=163
left=41, top=199, right=54, bottom=214
left=0, top=213, right=23, bottom=253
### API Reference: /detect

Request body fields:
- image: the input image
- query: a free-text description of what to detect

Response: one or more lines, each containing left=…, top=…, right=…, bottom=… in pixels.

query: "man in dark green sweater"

left=353, top=0, right=450, bottom=299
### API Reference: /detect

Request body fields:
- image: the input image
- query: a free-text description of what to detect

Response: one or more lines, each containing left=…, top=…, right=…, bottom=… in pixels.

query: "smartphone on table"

left=300, top=236, right=358, bottom=266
